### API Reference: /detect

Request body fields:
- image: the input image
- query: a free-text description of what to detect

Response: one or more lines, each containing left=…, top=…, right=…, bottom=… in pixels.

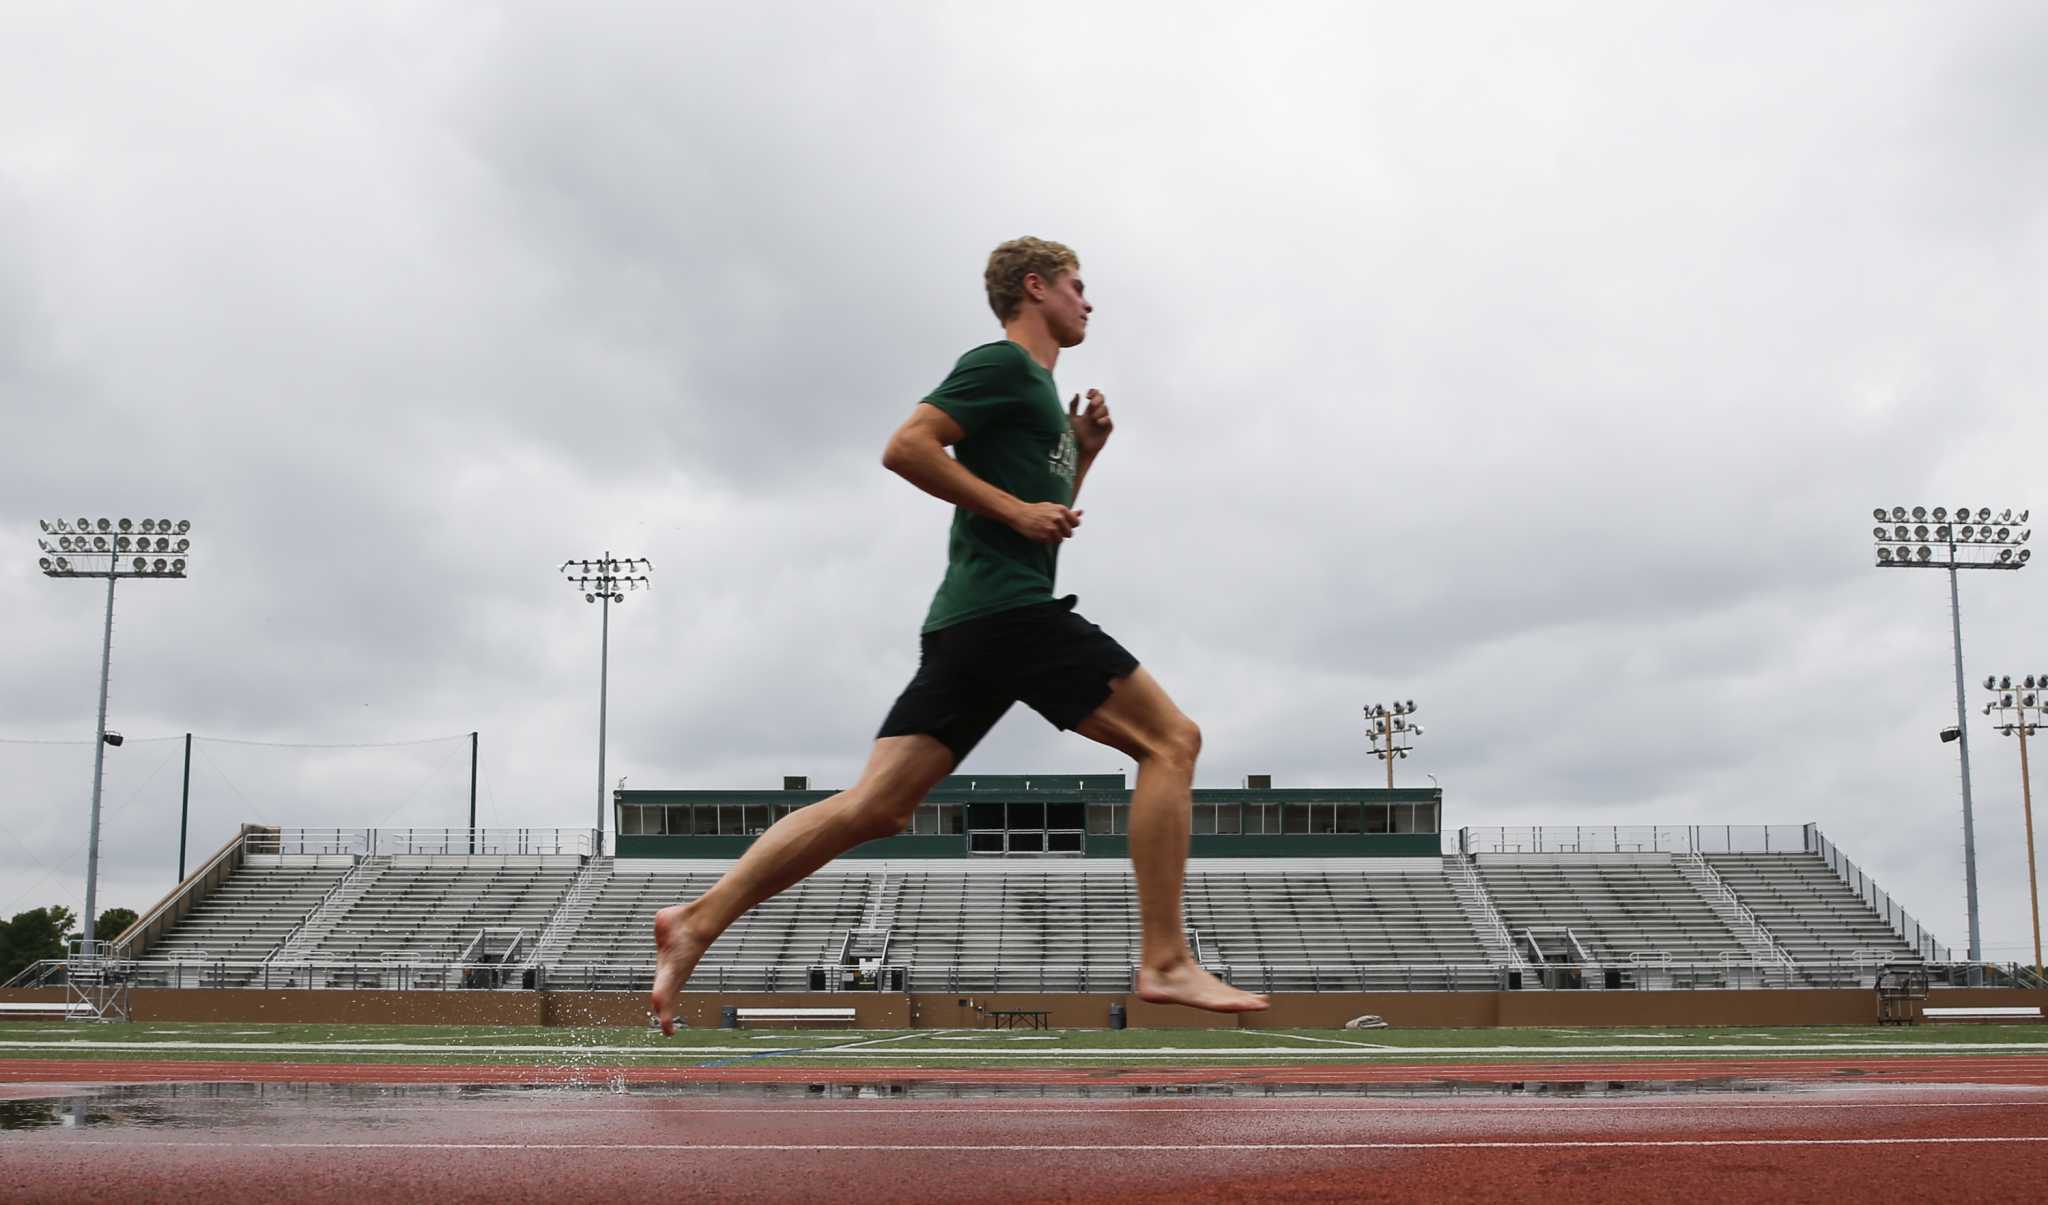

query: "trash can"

left=720, top=1005, right=739, bottom=1029
left=1109, top=1001, right=1126, bottom=1030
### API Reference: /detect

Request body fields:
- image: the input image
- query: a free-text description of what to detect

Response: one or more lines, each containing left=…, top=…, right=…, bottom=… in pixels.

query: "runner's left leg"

left=1072, top=668, right=1268, bottom=1013
left=649, top=733, right=955, bottom=1034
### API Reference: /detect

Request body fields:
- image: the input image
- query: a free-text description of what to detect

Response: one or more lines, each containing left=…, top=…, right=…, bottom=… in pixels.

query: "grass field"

left=3, top=1021, right=2047, bottom=1070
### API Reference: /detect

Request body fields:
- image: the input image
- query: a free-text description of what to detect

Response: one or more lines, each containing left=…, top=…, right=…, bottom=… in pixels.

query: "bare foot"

left=1135, top=957, right=1269, bottom=1013
left=649, top=904, right=713, bottom=1036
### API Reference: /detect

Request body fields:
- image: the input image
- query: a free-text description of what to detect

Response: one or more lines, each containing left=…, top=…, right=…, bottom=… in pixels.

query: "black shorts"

left=877, top=595, right=1140, bottom=765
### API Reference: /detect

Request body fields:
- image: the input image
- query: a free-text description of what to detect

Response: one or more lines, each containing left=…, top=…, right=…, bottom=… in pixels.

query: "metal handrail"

left=1676, top=850, right=1795, bottom=969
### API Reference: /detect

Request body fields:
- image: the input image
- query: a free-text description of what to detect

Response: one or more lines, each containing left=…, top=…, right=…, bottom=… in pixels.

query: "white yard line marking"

left=1267, top=1033, right=1402, bottom=1049
left=4, top=1039, right=2048, bottom=1059
left=236, top=1100, right=2048, bottom=1116
left=30, top=1136, right=2048, bottom=1152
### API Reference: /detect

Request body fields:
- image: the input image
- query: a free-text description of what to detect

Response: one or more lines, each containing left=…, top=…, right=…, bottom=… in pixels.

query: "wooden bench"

left=0, top=1002, right=93, bottom=1019
left=1922, top=1006, right=2044, bottom=1024
left=731, top=1007, right=856, bottom=1028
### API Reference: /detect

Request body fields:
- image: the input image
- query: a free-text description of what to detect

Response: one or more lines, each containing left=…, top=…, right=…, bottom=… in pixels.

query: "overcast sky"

left=3, top=3, right=2044, bottom=961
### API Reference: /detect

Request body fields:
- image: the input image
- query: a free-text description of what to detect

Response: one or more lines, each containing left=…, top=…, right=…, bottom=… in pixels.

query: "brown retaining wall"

left=4, top=987, right=2044, bottom=1028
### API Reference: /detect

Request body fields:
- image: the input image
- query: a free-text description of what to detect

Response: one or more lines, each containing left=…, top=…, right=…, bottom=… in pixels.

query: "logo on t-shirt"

left=1050, top=429, right=1078, bottom=486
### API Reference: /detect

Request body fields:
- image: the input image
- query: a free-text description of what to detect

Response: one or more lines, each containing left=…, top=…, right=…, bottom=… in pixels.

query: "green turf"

left=0, top=1021, right=2044, bottom=1070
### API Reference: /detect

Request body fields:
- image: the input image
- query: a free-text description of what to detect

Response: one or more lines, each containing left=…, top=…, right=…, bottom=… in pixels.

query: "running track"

left=6, top=1057, right=2048, bottom=1201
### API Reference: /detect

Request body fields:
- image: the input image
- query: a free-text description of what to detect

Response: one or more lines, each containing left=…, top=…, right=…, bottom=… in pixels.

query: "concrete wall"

left=5, top=987, right=2043, bottom=1028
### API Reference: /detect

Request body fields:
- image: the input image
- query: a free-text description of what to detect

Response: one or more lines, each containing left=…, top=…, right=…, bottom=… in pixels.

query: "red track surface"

left=7, top=1053, right=2048, bottom=1086
left=6, top=1059, right=2048, bottom=1201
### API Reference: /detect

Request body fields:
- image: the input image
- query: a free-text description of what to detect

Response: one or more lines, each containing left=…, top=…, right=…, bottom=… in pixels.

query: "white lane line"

left=247, top=1100, right=2048, bottom=1116
left=5, top=1040, right=2047, bottom=1058
left=1265, top=1033, right=1402, bottom=1050
left=27, top=1136, right=2048, bottom=1152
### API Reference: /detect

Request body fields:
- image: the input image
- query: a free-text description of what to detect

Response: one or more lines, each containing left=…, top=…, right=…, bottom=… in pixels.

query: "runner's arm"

left=883, top=404, right=1080, bottom=543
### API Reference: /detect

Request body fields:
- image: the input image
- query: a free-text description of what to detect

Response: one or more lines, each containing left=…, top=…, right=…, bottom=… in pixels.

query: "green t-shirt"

left=919, top=340, right=1079, bottom=633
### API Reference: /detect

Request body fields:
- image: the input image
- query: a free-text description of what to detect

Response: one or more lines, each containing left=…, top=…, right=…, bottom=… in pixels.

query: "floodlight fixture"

left=1363, top=698, right=1424, bottom=788
left=1984, top=672, right=2048, bottom=976
left=33, top=512, right=196, bottom=952
left=559, top=550, right=654, bottom=840
left=1868, top=502, right=2032, bottom=962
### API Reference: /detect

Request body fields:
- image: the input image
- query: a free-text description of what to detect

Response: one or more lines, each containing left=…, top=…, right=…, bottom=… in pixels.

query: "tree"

left=0, top=906, right=78, bottom=985
left=95, top=907, right=139, bottom=944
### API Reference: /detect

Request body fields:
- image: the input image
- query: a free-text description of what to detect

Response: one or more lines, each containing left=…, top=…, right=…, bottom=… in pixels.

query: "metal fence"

left=1458, top=825, right=1813, bottom=855
left=248, top=828, right=600, bottom=857
left=1809, top=830, right=1953, bottom=962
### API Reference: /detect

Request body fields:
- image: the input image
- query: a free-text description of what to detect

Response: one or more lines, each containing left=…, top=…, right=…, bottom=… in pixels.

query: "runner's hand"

left=1070, top=389, right=1112, bottom=457
left=1010, top=502, right=1083, bottom=544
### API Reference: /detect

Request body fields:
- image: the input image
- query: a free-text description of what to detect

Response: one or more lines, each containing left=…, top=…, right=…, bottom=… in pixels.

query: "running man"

left=650, top=237, right=1268, bottom=1032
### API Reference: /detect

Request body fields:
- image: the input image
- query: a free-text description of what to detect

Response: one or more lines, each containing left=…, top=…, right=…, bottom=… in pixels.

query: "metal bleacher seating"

left=549, top=866, right=873, bottom=990
left=291, top=860, right=580, bottom=981
left=142, top=859, right=350, bottom=969
left=1476, top=855, right=1748, bottom=968
left=1704, top=852, right=1916, bottom=968
left=888, top=866, right=1140, bottom=992
left=1189, top=861, right=1495, bottom=991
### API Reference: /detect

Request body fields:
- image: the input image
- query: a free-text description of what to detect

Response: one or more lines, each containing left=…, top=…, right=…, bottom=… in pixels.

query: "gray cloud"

left=3, top=2, right=2044, bottom=962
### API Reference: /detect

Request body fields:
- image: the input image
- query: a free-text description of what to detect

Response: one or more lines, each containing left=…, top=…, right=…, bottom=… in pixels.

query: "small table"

left=980, top=1008, right=1050, bottom=1030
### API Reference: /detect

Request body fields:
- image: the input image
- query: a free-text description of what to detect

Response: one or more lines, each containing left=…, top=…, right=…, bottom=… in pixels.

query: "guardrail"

left=249, top=828, right=600, bottom=858
left=1809, top=828, right=1952, bottom=962
left=1459, top=824, right=1812, bottom=855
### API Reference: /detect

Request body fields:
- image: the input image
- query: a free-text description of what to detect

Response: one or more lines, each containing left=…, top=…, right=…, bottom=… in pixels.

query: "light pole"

left=1983, top=673, right=2046, bottom=977
left=1364, top=700, right=1422, bottom=789
left=37, top=515, right=193, bottom=953
left=560, top=553, right=651, bottom=840
left=1872, top=503, right=2030, bottom=962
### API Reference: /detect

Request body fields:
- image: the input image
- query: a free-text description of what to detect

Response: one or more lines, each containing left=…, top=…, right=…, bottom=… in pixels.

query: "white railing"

left=250, top=828, right=600, bottom=858
left=1674, top=851, right=1795, bottom=970
left=1460, top=824, right=1811, bottom=855
left=1448, top=856, right=1525, bottom=968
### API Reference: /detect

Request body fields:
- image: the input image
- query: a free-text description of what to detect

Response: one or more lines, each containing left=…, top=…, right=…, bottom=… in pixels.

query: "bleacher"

left=1476, top=854, right=1749, bottom=968
left=281, top=858, right=581, bottom=985
left=141, top=856, right=352, bottom=970
left=549, top=865, right=873, bottom=990
left=113, top=822, right=1952, bottom=995
left=1706, top=852, right=1919, bottom=970
left=1190, top=860, right=1496, bottom=991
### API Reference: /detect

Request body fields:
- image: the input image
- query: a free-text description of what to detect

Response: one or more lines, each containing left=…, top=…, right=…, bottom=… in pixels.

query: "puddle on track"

left=0, top=1076, right=1847, bottom=1132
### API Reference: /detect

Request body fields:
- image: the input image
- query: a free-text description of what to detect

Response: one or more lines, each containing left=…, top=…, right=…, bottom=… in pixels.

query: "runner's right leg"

left=649, top=734, right=955, bottom=1034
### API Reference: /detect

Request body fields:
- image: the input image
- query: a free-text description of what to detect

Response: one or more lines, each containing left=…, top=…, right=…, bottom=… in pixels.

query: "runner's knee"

left=845, top=791, right=915, bottom=840
left=1146, top=716, right=1201, bottom=769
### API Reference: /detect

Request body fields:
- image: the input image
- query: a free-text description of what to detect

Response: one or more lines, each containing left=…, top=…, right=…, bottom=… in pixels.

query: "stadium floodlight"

left=35, top=514, right=195, bottom=954
left=1871, top=503, right=2031, bottom=962
left=559, top=551, right=653, bottom=842
left=1984, top=674, right=2047, bottom=977
left=1363, top=699, right=1424, bottom=789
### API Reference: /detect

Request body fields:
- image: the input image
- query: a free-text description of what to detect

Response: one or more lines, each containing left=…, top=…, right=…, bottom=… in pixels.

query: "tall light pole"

left=37, top=515, right=193, bottom=953
left=560, top=553, right=651, bottom=840
left=1364, top=700, right=1422, bottom=789
left=1983, top=673, right=2046, bottom=977
left=1872, top=503, right=2031, bottom=962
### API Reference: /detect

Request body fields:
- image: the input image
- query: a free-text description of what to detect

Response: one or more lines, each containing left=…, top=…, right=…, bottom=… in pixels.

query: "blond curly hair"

left=984, top=237, right=1079, bottom=322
